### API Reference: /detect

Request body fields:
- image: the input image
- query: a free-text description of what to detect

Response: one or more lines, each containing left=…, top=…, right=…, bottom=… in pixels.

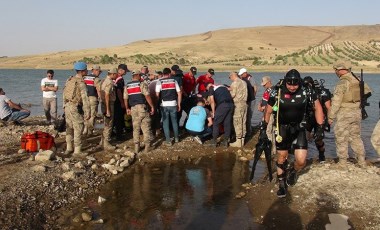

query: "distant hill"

left=1, top=25, right=380, bottom=72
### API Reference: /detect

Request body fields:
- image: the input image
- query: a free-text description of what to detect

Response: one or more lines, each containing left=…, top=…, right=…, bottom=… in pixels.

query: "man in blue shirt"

left=185, top=98, right=213, bottom=144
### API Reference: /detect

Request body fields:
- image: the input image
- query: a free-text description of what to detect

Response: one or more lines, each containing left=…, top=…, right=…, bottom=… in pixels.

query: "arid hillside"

left=1, top=25, right=380, bottom=72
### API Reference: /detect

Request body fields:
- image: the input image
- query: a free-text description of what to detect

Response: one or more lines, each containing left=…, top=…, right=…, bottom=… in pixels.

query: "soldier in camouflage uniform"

left=229, top=72, right=248, bottom=148
left=99, top=68, right=118, bottom=150
left=83, top=65, right=102, bottom=136
left=328, top=60, right=372, bottom=167
left=63, top=62, right=90, bottom=156
left=124, top=70, right=155, bottom=154
left=371, top=118, right=380, bottom=156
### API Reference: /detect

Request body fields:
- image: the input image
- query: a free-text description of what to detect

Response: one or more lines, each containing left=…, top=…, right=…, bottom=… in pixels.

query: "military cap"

left=333, top=60, right=352, bottom=70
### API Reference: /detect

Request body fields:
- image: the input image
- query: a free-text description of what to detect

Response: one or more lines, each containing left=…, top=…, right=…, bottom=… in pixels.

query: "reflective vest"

left=84, top=75, right=98, bottom=97
left=126, top=81, right=146, bottom=107
left=159, top=78, right=177, bottom=101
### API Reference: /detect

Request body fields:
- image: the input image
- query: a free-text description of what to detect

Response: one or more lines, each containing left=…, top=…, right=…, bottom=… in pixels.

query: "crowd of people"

left=1, top=59, right=380, bottom=199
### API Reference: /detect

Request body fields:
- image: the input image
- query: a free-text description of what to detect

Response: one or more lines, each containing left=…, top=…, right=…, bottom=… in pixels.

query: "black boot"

left=286, top=166, right=298, bottom=187
left=221, top=138, right=229, bottom=147
left=277, top=174, right=287, bottom=198
left=318, top=152, right=326, bottom=163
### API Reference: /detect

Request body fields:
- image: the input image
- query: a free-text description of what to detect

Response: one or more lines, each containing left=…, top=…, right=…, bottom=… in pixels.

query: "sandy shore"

left=0, top=116, right=379, bottom=229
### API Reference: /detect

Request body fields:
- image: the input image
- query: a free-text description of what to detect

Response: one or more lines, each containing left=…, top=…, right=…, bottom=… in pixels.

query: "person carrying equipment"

left=304, top=76, right=332, bottom=163
left=264, top=69, right=324, bottom=198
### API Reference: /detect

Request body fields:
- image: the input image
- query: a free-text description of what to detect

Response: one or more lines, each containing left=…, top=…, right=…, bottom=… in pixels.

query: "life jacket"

left=159, top=78, right=178, bottom=101
left=21, top=131, right=55, bottom=152
left=126, top=80, right=146, bottom=107
left=63, top=76, right=82, bottom=104
left=84, top=75, right=98, bottom=97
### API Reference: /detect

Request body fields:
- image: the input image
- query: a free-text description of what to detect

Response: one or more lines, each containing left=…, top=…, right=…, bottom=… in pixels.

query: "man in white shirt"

left=155, top=68, right=182, bottom=146
left=41, top=70, right=58, bottom=124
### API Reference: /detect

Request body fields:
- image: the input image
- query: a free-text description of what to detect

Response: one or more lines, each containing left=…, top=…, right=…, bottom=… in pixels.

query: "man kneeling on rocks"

left=0, top=88, right=30, bottom=124
left=185, top=97, right=213, bottom=144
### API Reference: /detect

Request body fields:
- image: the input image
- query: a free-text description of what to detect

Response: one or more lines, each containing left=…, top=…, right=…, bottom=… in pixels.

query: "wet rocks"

left=101, top=152, right=136, bottom=175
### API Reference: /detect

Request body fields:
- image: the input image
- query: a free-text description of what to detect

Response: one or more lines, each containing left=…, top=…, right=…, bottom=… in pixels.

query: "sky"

left=0, top=0, right=379, bottom=57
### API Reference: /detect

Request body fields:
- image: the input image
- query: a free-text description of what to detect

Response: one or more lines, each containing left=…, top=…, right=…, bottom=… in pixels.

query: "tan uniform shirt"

left=230, top=78, right=248, bottom=104
left=101, top=77, right=116, bottom=102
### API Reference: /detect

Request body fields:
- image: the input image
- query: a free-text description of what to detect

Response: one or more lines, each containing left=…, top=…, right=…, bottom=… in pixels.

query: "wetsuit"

left=268, top=83, right=317, bottom=151
left=305, top=84, right=331, bottom=161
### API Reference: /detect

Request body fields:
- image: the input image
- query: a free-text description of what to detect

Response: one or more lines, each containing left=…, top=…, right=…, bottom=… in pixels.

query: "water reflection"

left=76, top=153, right=259, bottom=229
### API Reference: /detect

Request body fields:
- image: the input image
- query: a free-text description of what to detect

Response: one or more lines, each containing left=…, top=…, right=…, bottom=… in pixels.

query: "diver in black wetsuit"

left=304, top=76, right=332, bottom=163
left=262, top=69, right=324, bottom=198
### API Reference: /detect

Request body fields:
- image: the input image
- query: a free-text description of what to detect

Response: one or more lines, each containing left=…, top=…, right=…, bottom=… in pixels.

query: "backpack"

left=63, top=76, right=82, bottom=103
left=21, top=131, right=55, bottom=152
left=54, top=113, right=66, bottom=132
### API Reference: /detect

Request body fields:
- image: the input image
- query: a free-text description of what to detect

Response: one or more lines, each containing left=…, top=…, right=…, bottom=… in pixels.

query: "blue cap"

left=74, top=62, right=87, bottom=71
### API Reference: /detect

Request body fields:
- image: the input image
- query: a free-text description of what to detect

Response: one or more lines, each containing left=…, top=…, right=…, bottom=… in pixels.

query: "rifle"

left=352, top=69, right=370, bottom=120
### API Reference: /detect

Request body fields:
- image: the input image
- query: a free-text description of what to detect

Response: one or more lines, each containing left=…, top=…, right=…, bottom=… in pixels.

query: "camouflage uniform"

left=230, top=78, right=248, bottom=147
left=328, top=72, right=371, bottom=164
left=371, top=119, right=380, bottom=155
left=100, top=77, right=116, bottom=146
left=63, top=74, right=90, bottom=154
left=84, top=77, right=101, bottom=135
left=124, top=81, right=151, bottom=148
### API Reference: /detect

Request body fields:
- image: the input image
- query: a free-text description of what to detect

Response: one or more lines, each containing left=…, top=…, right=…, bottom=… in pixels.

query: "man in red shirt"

left=196, top=69, right=215, bottom=93
left=182, top=66, right=197, bottom=97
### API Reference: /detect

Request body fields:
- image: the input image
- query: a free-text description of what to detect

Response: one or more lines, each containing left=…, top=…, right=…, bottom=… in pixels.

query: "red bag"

left=21, top=131, right=55, bottom=152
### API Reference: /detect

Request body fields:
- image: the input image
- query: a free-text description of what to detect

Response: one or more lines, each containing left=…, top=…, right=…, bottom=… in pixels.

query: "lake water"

left=0, top=69, right=379, bottom=159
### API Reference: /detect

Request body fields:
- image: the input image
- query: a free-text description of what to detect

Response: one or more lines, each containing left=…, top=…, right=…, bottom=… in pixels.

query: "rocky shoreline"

left=0, top=116, right=379, bottom=229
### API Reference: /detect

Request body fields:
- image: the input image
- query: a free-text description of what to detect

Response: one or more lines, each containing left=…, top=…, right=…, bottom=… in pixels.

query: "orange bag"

left=21, top=131, right=55, bottom=152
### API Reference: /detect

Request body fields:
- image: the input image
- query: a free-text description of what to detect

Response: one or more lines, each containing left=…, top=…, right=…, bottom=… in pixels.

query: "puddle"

left=65, top=152, right=266, bottom=229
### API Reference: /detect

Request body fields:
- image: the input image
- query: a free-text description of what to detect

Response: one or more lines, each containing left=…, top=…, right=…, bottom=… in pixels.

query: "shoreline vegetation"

left=1, top=25, right=380, bottom=72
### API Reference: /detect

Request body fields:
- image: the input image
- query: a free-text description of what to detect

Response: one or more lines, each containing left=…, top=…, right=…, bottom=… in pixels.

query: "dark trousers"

left=212, top=102, right=233, bottom=140
left=113, top=99, right=125, bottom=136
left=187, top=127, right=212, bottom=141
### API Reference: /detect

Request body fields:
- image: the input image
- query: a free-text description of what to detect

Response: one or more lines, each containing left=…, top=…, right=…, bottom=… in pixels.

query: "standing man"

left=63, top=62, right=90, bottom=156
left=83, top=65, right=102, bottom=136
left=0, top=88, right=30, bottom=124
left=239, top=68, right=257, bottom=136
left=99, top=68, right=118, bottom=150
left=113, top=64, right=129, bottom=140
left=141, top=65, right=150, bottom=83
left=41, top=69, right=58, bottom=124
left=328, top=60, right=371, bottom=168
left=182, top=66, right=198, bottom=125
left=182, top=66, right=197, bottom=97
left=156, top=68, right=182, bottom=146
left=196, top=69, right=215, bottom=94
left=264, top=69, right=324, bottom=198
left=304, top=76, right=332, bottom=163
left=206, top=82, right=234, bottom=147
left=124, top=70, right=155, bottom=154
left=229, top=72, right=248, bottom=148
left=371, top=113, right=380, bottom=157
left=258, top=76, right=272, bottom=112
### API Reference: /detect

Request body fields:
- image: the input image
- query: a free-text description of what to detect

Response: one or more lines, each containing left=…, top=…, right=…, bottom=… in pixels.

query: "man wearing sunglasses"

left=263, top=69, right=324, bottom=198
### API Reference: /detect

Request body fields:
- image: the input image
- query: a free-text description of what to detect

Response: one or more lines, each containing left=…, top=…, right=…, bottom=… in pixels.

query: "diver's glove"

left=314, top=124, right=325, bottom=141
left=259, top=121, right=268, bottom=140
